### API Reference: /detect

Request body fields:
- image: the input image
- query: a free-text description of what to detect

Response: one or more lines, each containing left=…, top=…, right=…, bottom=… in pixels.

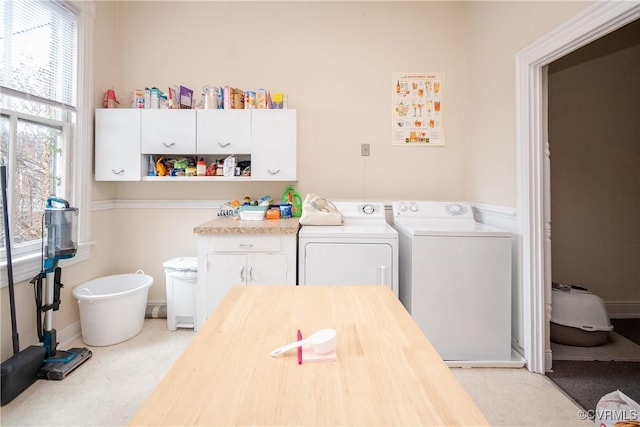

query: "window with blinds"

left=0, top=0, right=78, bottom=257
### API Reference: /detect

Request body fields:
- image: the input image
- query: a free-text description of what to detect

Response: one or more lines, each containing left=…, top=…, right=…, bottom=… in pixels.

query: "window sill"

left=0, top=241, right=93, bottom=288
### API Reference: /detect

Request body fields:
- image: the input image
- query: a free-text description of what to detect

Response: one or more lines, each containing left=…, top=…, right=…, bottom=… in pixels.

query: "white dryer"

left=298, top=202, right=398, bottom=295
left=392, top=201, right=512, bottom=364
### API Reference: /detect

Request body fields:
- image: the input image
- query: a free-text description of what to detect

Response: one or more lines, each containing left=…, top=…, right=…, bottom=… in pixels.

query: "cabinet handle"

left=217, top=142, right=231, bottom=148
left=111, top=169, right=125, bottom=175
left=267, top=169, right=281, bottom=175
left=162, top=142, right=176, bottom=148
left=249, top=266, right=254, bottom=281
left=239, top=243, right=254, bottom=249
left=240, top=265, right=245, bottom=282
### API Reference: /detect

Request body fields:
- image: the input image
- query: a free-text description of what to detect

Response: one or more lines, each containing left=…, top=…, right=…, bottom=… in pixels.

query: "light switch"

left=361, top=143, right=370, bottom=156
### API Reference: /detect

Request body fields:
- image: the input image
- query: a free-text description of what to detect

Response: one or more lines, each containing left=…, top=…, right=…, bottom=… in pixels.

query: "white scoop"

left=270, top=328, right=337, bottom=357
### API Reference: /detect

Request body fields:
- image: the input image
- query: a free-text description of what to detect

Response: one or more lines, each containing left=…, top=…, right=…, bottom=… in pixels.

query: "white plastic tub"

left=72, top=272, right=153, bottom=346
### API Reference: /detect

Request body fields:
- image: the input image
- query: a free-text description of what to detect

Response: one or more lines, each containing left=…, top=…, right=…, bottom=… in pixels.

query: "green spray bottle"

left=282, top=185, right=302, bottom=217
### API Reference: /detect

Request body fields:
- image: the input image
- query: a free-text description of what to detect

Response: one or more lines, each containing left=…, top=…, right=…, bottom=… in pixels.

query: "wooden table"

left=129, top=286, right=489, bottom=426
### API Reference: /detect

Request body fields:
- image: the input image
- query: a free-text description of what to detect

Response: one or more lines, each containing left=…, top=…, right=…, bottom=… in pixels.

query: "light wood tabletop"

left=129, top=285, right=490, bottom=426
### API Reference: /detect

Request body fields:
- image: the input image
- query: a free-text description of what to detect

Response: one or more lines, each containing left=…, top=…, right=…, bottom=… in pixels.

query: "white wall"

left=465, top=1, right=593, bottom=207
left=107, top=1, right=471, bottom=202
left=1, top=1, right=594, bottom=361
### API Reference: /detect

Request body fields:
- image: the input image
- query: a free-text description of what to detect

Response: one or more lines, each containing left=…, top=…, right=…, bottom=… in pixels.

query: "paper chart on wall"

left=392, top=73, right=444, bottom=146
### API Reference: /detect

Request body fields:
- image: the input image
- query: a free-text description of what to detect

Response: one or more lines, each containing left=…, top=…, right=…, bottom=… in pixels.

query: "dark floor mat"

left=547, top=360, right=640, bottom=411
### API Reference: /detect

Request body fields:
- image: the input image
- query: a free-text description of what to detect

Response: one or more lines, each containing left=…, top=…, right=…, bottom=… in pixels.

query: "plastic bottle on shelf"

left=282, top=185, right=302, bottom=218
left=196, top=158, right=207, bottom=176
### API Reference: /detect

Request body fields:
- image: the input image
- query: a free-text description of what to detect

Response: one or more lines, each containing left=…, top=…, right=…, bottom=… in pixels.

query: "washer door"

left=302, top=242, right=393, bottom=287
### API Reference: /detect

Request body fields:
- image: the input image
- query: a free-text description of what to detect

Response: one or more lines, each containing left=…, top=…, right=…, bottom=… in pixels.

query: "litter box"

left=551, top=286, right=613, bottom=347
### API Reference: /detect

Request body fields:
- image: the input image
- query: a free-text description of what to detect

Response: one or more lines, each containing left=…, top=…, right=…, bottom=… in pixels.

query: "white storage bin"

left=164, top=257, right=198, bottom=331
left=238, top=205, right=267, bottom=220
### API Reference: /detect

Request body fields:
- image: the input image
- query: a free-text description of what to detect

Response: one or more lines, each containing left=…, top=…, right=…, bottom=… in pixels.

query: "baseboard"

left=545, top=349, right=554, bottom=372
left=605, top=301, right=640, bottom=319
left=146, top=302, right=167, bottom=319
left=57, top=321, right=82, bottom=349
left=606, top=301, right=640, bottom=319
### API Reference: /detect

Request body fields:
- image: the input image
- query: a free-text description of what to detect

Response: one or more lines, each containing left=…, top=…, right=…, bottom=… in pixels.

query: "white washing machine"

left=298, top=202, right=398, bottom=295
left=391, top=201, right=512, bottom=364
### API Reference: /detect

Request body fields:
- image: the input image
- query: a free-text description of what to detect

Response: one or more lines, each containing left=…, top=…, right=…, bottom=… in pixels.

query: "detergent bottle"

left=282, top=185, right=302, bottom=217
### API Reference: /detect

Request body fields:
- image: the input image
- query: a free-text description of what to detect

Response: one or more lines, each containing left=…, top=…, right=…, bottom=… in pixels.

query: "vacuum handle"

left=0, top=164, right=6, bottom=189
left=1, top=165, right=20, bottom=355
left=46, top=197, right=70, bottom=209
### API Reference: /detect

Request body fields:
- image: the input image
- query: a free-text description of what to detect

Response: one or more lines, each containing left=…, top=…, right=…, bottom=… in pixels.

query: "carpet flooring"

left=548, top=318, right=640, bottom=412
left=547, top=360, right=640, bottom=412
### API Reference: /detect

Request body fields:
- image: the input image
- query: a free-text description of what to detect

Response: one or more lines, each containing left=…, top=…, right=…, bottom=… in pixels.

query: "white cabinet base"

left=195, top=233, right=296, bottom=330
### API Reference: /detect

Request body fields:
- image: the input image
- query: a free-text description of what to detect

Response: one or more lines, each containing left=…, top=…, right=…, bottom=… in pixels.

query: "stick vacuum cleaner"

left=32, top=197, right=91, bottom=380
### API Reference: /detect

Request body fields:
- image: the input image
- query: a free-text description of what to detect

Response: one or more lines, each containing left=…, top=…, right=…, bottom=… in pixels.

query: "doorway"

left=547, top=19, right=640, bottom=363
left=515, top=2, right=640, bottom=373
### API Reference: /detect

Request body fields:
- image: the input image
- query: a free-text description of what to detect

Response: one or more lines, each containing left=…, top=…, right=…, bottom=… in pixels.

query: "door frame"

left=515, top=1, right=640, bottom=374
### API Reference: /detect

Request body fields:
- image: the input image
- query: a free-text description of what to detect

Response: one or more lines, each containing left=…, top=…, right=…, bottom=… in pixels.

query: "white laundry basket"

left=72, top=272, right=153, bottom=346
left=163, top=257, right=197, bottom=331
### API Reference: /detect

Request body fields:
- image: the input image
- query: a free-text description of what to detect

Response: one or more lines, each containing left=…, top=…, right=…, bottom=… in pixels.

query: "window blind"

left=0, top=0, right=77, bottom=110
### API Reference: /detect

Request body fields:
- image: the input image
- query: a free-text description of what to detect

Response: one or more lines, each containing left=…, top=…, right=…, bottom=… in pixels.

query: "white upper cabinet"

left=141, top=109, right=196, bottom=154
left=251, top=110, right=297, bottom=181
left=95, top=109, right=141, bottom=181
left=95, top=108, right=296, bottom=181
left=196, top=110, right=251, bottom=154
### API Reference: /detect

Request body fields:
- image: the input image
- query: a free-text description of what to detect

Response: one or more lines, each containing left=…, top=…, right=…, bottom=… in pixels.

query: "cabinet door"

left=247, top=253, right=287, bottom=285
left=95, top=109, right=141, bottom=181
left=141, top=109, right=196, bottom=154
left=196, top=110, right=251, bottom=154
left=205, top=253, right=246, bottom=320
left=251, top=110, right=297, bottom=180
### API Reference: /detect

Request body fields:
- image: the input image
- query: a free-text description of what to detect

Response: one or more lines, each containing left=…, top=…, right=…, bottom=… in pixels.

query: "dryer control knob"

left=399, top=203, right=407, bottom=212
left=362, top=204, right=375, bottom=215
left=409, top=203, right=419, bottom=212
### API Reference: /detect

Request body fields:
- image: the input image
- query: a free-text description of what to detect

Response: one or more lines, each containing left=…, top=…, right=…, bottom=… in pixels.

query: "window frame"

left=1, top=109, right=71, bottom=257
left=1, top=0, right=94, bottom=287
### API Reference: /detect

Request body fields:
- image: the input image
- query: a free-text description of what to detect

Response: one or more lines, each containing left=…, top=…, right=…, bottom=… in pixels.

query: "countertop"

left=129, top=285, right=489, bottom=426
left=193, top=216, right=300, bottom=235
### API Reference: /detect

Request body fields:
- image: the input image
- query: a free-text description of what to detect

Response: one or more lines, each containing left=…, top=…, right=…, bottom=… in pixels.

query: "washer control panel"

left=329, top=202, right=386, bottom=222
left=392, top=201, right=473, bottom=220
